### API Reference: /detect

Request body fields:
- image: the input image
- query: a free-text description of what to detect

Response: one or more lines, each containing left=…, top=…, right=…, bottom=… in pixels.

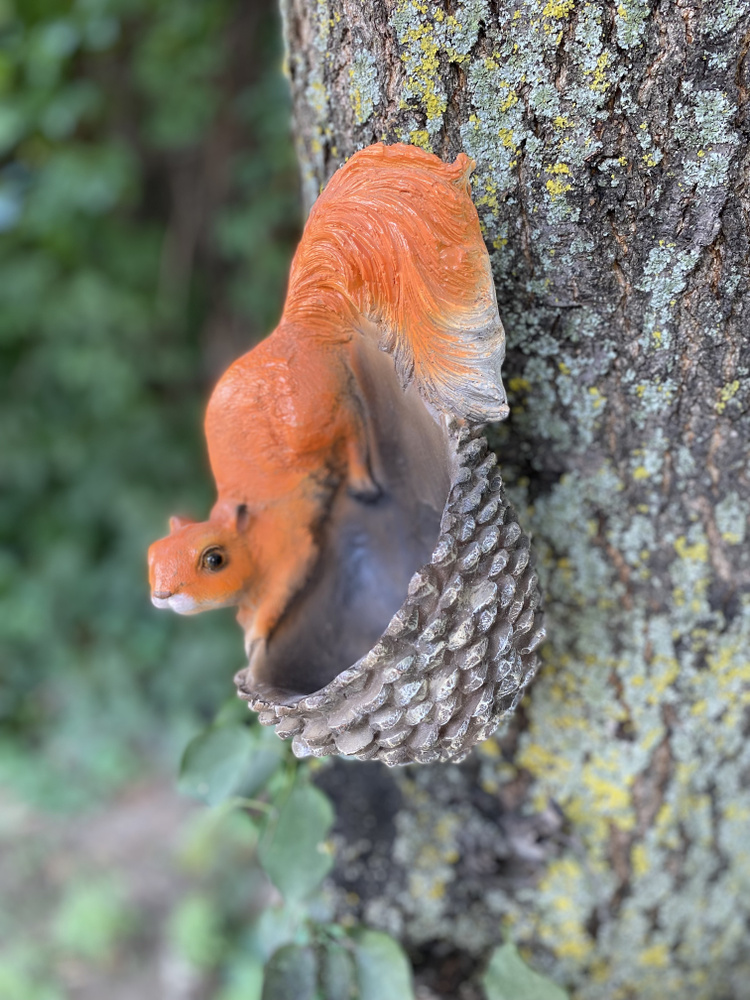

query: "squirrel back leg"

left=345, top=428, right=381, bottom=502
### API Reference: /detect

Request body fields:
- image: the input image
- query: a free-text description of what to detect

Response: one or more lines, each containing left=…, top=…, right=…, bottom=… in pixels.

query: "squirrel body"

left=148, top=143, right=507, bottom=655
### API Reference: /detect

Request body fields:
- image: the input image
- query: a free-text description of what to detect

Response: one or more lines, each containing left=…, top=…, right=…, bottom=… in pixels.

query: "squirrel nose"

left=152, top=590, right=172, bottom=600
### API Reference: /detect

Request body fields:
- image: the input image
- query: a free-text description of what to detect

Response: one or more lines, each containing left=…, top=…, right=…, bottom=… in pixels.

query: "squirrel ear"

left=169, top=515, right=195, bottom=533
left=235, top=504, right=250, bottom=533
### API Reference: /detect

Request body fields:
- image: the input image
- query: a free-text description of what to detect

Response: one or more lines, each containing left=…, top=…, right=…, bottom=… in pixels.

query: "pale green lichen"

left=281, top=0, right=337, bottom=207
left=636, top=243, right=702, bottom=351
left=349, top=49, right=380, bottom=125
left=613, top=0, right=651, bottom=49
left=715, top=493, right=747, bottom=546
left=704, top=1, right=750, bottom=39
left=673, top=86, right=739, bottom=191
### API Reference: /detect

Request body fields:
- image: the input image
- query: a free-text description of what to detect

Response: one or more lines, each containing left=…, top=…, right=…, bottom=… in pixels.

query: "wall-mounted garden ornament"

left=148, top=143, right=544, bottom=764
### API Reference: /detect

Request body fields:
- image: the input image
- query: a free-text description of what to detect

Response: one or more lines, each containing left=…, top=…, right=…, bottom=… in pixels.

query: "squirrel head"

left=148, top=505, right=254, bottom=615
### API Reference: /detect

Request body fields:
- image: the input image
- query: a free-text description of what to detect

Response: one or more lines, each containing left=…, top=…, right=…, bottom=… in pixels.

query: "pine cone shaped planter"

left=235, top=422, right=544, bottom=765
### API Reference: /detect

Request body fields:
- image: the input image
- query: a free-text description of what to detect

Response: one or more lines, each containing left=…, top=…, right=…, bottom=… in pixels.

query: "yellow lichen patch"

left=400, top=21, right=445, bottom=121
left=640, top=725, right=664, bottom=752
left=640, top=944, right=670, bottom=968
left=725, top=802, right=750, bottom=824
left=542, top=0, right=575, bottom=17
left=409, top=129, right=432, bottom=151
left=673, top=536, right=709, bottom=562
left=546, top=161, right=570, bottom=175
left=581, top=764, right=635, bottom=832
left=478, top=736, right=502, bottom=758
left=536, top=856, right=595, bottom=962
left=518, top=742, right=572, bottom=785
left=589, top=51, right=611, bottom=93
left=706, top=638, right=750, bottom=726
left=509, top=376, right=531, bottom=393
left=498, top=127, right=516, bottom=148
left=590, top=958, right=611, bottom=984
left=350, top=83, right=364, bottom=125
left=427, top=880, right=446, bottom=900
left=642, top=152, right=659, bottom=167
left=554, top=114, right=573, bottom=128
left=647, top=656, right=679, bottom=703
left=588, top=386, right=605, bottom=409
left=500, top=89, right=519, bottom=113
left=546, top=177, right=572, bottom=198
left=632, top=466, right=649, bottom=480
left=716, top=379, right=739, bottom=413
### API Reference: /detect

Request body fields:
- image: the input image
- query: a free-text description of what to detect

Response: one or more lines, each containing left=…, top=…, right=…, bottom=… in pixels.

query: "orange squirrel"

left=148, top=143, right=507, bottom=657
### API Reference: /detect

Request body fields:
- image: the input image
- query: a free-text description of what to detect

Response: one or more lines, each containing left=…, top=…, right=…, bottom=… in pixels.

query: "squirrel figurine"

left=148, top=143, right=508, bottom=677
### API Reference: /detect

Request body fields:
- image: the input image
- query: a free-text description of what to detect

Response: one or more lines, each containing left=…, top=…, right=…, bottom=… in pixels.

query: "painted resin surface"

left=148, top=143, right=544, bottom=763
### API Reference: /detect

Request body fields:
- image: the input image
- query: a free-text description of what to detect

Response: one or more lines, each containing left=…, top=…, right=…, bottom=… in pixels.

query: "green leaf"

left=0, top=102, right=25, bottom=155
left=216, top=955, right=264, bottom=1000
left=179, top=724, right=253, bottom=806
left=352, top=929, right=414, bottom=1000
left=246, top=905, right=302, bottom=963
left=482, top=943, right=569, bottom=1000
left=237, top=725, right=286, bottom=800
left=261, top=944, right=317, bottom=1000
left=321, top=941, right=356, bottom=1000
left=259, top=783, right=334, bottom=905
left=168, top=894, right=224, bottom=969
left=52, top=878, right=132, bottom=962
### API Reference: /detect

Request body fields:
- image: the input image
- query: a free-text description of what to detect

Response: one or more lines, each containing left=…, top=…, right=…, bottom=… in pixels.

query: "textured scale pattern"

left=235, top=422, right=545, bottom=765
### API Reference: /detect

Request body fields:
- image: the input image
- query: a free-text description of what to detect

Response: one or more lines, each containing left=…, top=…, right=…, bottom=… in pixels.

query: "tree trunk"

left=282, top=2, right=750, bottom=997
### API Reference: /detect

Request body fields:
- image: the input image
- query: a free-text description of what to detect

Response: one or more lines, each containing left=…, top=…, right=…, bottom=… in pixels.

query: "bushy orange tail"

left=283, top=143, right=508, bottom=423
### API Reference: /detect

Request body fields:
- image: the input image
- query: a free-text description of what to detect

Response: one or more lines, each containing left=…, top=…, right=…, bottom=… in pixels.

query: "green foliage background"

left=0, top=0, right=300, bottom=807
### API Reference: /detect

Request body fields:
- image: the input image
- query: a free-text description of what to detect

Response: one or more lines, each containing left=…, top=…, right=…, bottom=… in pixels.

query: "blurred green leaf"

left=27, top=20, right=80, bottom=87
left=0, top=103, right=25, bottom=153
left=352, top=929, right=415, bottom=1000
left=245, top=904, right=303, bottom=964
left=261, top=944, right=317, bottom=1000
left=39, top=80, right=101, bottom=139
left=482, top=943, right=569, bottom=1000
left=0, top=949, right=64, bottom=1000
left=259, top=783, right=334, bottom=905
left=179, top=723, right=254, bottom=805
left=51, top=878, right=132, bottom=962
left=321, top=941, right=357, bottom=1000
left=168, top=895, right=225, bottom=969
left=179, top=722, right=284, bottom=806
left=0, top=5, right=302, bottom=995
left=217, top=955, right=265, bottom=1000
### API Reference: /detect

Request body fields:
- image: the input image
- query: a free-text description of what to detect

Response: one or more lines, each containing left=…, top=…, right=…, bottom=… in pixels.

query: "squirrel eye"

left=200, top=547, right=226, bottom=572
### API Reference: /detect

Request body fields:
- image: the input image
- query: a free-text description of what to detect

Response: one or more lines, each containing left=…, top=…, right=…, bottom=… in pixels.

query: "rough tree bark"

left=281, top=2, right=750, bottom=997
